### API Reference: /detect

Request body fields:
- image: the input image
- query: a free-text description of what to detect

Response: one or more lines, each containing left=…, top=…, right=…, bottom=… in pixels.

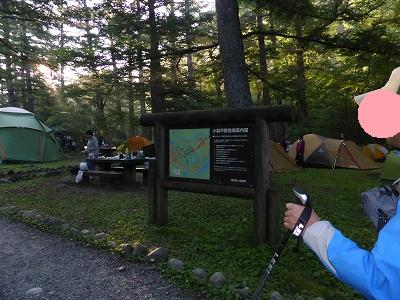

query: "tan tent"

left=269, top=141, right=300, bottom=172
left=362, top=144, right=389, bottom=161
left=289, top=134, right=380, bottom=169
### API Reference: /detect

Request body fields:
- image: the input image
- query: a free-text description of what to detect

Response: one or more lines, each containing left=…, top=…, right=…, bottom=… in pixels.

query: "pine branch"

left=0, top=38, right=29, bottom=60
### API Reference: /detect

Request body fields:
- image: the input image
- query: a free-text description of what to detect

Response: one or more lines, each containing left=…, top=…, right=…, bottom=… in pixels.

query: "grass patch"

left=0, top=152, right=82, bottom=172
left=0, top=162, right=381, bottom=299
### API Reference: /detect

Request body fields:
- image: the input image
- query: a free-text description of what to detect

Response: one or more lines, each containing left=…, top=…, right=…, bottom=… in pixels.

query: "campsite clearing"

left=0, top=159, right=381, bottom=299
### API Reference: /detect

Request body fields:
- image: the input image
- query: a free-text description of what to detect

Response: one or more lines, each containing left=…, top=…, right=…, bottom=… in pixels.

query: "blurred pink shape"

left=358, top=90, right=400, bottom=138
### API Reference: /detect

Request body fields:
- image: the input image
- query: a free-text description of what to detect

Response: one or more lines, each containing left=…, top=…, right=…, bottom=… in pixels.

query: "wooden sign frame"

left=140, top=105, right=294, bottom=245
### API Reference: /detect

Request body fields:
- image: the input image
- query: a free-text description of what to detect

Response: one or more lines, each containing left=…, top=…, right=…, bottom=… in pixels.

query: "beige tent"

left=269, top=141, right=300, bottom=172
left=289, top=134, right=380, bottom=169
left=363, top=144, right=389, bottom=161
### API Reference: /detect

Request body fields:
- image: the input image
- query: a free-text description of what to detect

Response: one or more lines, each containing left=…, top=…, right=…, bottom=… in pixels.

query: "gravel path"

left=0, top=218, right=206, bottom=300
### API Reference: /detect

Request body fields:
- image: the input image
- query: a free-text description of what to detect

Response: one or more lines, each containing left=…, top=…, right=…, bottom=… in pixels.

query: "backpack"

left=361, top=185, right=399, bottom=231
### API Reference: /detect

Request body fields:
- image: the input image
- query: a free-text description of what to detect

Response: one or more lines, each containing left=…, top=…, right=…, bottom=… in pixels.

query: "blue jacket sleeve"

left=304, top=202, right=400, bottom=300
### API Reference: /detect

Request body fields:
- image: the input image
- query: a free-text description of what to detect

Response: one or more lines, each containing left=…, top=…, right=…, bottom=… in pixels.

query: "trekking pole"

left=252, top=187, right=312, bottom=300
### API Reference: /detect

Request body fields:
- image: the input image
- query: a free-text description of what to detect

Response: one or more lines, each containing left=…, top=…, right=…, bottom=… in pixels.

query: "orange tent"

left=118, top=136, right=152, bottom=153
left=126, top=136, right=151, bottom=151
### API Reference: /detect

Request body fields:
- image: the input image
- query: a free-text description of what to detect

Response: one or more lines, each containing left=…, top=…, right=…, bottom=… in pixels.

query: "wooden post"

left=267, top=188, right=280, bottom=246
left=148, top=159, right=156, bottom=224
left=253, top=118, right=269, bottom=245
left=155, top=122, right=168, bottom=225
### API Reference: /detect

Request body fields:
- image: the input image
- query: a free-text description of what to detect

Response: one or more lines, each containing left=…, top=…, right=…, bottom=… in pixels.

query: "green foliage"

left=2, top=0, right=400, bottom=144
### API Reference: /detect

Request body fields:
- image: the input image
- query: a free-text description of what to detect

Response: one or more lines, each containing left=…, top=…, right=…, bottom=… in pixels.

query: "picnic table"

left=99, top=146, right=117, bottom=157
left=85, top=157, right=146, bottom=185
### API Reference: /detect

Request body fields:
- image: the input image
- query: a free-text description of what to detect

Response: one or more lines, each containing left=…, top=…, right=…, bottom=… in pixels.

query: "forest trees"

left=0, top=0, right=54, bottom=113
left=0, top=0, right=399, bottom=143
left=215, top=0, right=252, bottom=108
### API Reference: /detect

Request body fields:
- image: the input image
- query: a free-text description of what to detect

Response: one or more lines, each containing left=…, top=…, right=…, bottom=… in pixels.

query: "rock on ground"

left=25, top=287, right=43, bottom=296
left=208, top=272, right=226, bottom=287
left=191, top=268, right=208, bottom=282
left=168, top=258, right=184, bottom=272
left=146, top=247, right=168, bottom=262
left=270, top=291, right=284, bottom=300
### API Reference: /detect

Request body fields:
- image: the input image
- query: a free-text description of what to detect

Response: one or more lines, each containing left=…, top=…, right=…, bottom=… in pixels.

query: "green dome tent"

left=0, top=107, right=61, bottom=162
left=380, top=152, right=400, bottom=181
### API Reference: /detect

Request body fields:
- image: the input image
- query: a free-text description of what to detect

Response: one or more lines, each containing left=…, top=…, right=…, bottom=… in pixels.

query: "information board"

left=168, top=124, right=254, bottom=187
left=169, top=128, right=211, bottom=180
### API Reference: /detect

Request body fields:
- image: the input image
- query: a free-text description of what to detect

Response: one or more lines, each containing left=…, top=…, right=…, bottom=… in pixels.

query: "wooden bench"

left=82, top=170, right=124, bottom=184
left=111, top=166, right=149, bottom=184
left=110, top=166, right=124, bottom=172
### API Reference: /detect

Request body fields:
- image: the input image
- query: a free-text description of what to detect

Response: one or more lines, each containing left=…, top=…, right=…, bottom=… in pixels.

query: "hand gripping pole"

left=252, top=187, right=312, bottom=300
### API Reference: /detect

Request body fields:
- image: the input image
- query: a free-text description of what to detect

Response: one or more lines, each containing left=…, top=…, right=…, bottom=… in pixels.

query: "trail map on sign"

left=169, top=128, right=210, bottom=180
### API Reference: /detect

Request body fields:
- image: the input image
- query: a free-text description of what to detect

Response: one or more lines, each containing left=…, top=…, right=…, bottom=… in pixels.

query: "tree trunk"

left=148, top=0, right=165, bottom=113
left=127, top=58, right=136, bottom=135
left=256, top=0, right=271, bottom=106
left=169, top=1, right=177, bottom=85
left=295, top=14, right=308, bottom=124
left=3, top=17, right=16, bottom=107
left=137, top=0, right=149, bottom=137
left=59, top=21, right=65, bottom=101
left=21, top=21, right=34, bottom=112
left=82, top=0, right=105, bottom=130
left=185, top=0, right=194, bottom=85
left=110, top=38, right=125, bottom=139
left=215, top=0, right=252, bottom=108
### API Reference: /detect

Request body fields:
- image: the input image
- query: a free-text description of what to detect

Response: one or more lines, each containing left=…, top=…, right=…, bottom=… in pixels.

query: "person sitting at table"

left=85, top=130, right=99, bottom=170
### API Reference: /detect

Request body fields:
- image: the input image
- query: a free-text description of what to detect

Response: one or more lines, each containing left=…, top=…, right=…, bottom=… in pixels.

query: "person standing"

left=295, top=135, right=305, bottom=166
left=85, top=130, right=99, bottom=170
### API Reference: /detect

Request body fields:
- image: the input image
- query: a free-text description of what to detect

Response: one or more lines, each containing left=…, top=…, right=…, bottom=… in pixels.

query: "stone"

left=107, top=241, right=117, bottom=248
left=80, top=229, right=91, bottom=235
left=208, top=272, right=226, bottom=287
left=61, top=223, right=70, bottom=231
left=34, top=214, right=46, bottom=222
left=191, top=268, right=208, bottom=282
left=69, top=227, right=79, bottom=234
left=22, top=211, right=36, bottom=219
left=0, top=205, right=18, bottom=213
left=9, top=174, right=22, bottom=182
left=120, top=243, right=133, bottom=256
left=146, top=247, right=168, bottom=262
left=118, top=266, right=126, bottom=272
left=270, top=291, right=284, bottom=300
left=25, top=287, right=43, bottom=296
left=312, top=298, right=324, bottom=300
left=47, top=217, right=62, bottom=226
left=234, top=287, right=250, bottom=299
left=168, top=258, right=184, bottom=272
left=95, top=232, right=107, bottom=240
left=132, top=243, right=148, bottom=257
